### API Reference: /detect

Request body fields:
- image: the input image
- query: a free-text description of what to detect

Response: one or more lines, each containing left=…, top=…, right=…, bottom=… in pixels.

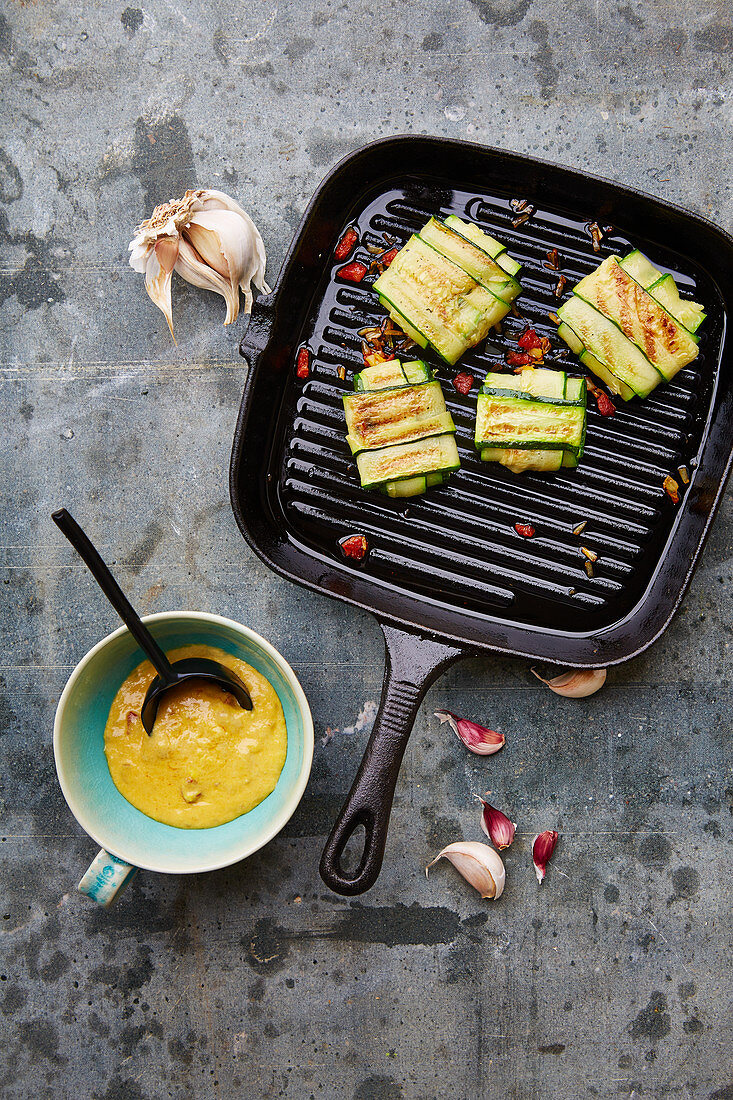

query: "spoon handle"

left=52, top=508, right=175, bottom=682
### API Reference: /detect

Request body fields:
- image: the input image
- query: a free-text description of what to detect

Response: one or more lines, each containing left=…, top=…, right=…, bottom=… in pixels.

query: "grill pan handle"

left=319, top=622, right=467, bottom=895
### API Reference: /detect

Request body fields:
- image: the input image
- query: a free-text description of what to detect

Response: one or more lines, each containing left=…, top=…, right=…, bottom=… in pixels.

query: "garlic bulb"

left=128, top=188, right=270, bottom=340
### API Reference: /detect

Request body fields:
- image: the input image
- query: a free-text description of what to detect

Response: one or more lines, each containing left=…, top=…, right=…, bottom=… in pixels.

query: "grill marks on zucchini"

left=475, top=368, right=587, bottom=474
left=574, top=258, right=699, bottom=379
left=344, top=382, right=454, bottom=454
left=343, top=358, right=459, bottom=497
left=555, top=251, right=705, bottom=400
left=373, top=217, right=522, bottom=366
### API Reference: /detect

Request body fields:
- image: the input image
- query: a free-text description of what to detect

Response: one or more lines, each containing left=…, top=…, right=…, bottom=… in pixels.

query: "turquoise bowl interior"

left=53, top=612, right=314, bottom=874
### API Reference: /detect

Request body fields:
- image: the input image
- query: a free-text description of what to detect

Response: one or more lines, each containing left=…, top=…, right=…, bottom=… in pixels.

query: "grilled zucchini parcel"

left=343, top=359, right=459, bottom=497
left=475, top=368, right=587, bottom=473
left=373, top=216, right=522, bottom=366
left=556, top=252, right=704, bottom=400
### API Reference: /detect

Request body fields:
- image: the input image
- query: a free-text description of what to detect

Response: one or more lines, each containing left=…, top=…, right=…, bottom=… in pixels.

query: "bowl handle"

left=319, top=623, right=470, bottom=895
left=78, top=849, right=139, bottom=907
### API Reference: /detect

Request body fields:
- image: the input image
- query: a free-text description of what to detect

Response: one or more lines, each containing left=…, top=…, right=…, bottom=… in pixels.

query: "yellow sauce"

left=104, top=644, right=287, bottom=829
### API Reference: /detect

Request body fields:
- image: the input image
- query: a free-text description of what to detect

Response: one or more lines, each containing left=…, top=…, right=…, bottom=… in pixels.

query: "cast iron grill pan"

left=231, top=138, right=733, bottom=895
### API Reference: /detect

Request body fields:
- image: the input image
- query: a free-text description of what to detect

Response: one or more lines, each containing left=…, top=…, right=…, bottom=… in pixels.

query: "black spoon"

left=52, top=509, right=252, bottom=733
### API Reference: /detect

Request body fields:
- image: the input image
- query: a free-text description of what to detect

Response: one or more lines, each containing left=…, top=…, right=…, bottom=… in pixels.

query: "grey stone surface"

left=1, top=0, right=732, bottom=1097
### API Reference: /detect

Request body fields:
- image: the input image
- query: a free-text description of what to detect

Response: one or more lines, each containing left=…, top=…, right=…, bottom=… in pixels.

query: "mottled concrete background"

left=1, top=0, right=732, bottom=1097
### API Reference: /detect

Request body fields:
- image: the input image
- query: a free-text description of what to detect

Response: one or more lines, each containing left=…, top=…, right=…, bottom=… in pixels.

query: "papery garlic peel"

left=427, top=841, right=505, bottom=900
left=478, top=799, right=517, bottom=850
left=531, top=668, right=607, bottom=698
left=434, top=710, right=505, bottom=755
left=129, top=188, right=270, bottom=340
left=533, top=830, right=559, bottom=883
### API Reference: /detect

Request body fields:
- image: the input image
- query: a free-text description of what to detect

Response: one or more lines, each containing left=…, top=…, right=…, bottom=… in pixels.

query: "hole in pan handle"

left=319, top=623, right=471, bottom=896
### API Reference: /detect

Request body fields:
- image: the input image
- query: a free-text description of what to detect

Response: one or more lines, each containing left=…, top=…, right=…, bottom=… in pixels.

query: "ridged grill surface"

left=275, top=181, right=722, bottom=634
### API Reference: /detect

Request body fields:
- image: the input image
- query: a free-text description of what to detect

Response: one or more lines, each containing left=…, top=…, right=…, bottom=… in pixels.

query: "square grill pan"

left=231, top=136, right=733, bottom=894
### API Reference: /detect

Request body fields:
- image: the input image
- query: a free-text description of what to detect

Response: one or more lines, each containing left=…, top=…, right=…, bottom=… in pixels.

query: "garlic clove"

left=174, top=238, right=241, bottom=325
left=197, top=189, right=271, bottom=297
left=531, top=667, right=607, bottom=698
left=427, top=841, right=505, bottom=899
left=142, top=237, right=179, bottom=341
left=532, top=830, right=559, bottom=883
left=478, top=798, right=516, bottom=849
left=434, top=710, right=505, bottom=756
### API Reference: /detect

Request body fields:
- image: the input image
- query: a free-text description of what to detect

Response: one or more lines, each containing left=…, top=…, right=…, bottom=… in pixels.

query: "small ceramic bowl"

left=54, top=611, right=313, bottom=905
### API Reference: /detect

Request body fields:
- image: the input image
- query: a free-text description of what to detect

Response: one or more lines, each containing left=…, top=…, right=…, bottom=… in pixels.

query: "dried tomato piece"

left=364, top=350, right=395, bottom=367
left=334, top=226, right=359, bottom=261
left=663, top=475, right=680, bottom=505
left=380, top=247, right=398, bottom=267
left=517, top=327, right=543, bottom=351
left=506, top=351, right=532, bottom=367
left=340, top=534, right=368, bottom=561
left=337, top=261, right=368, bottom=283
left=596, top=391, right=616, bottom=417
left=514, top=523, right=536, bottom=538
left=296, top=347, right=310, bottom=379
left=452, top=372, right=474, bottom=395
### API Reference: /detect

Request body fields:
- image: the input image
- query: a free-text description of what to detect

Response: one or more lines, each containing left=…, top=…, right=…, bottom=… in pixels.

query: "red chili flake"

left=596, top=391, right=616, bottom=417
left=296, top=347, right=310, bottom=379
left=340, top=534, right=368, bottom=561
left=337, top=261, right=368, bottom=283
left=452, top=372, right=474, bottom=395
left=514, top=523, right=536, bottom=538
left=517, top=327, right=543, bottom=351
left=507, top=351, right=532, bottom=367
left=334, top=226, right=359, bottom=261
left=380, top=247, right=398, bottom=267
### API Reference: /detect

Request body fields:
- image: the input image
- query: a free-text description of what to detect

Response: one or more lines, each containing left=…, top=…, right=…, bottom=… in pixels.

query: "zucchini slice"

left=479, top=447, right=564, bottom=473
left=556, top=319, right=636, bottom=403
left=353, top=359, right=432, bottom=391
left=574, top=257, right=699, bottom=380
left=344, top=381, right=453, bottom=454
left=376, top=287, right=468, bottom=365
left=648, top=274, right=706, bottom=334
left=382, top=471, right=447, bottom=498
left=444, top=215, right=522, bottom=277
left=620, top=252, right=705, bottom=334
left=618, top=250, right=663, bottom=288
left=418, top=218, right=521, bottom=304
left=482, top=367, right=567, bottom=402
left=475, top=394, right=585, bottom=453
left=357, top=434, right=460, bottom=490
left=557, top=296, right=663, bottom=398
left=376, top=295, right=430, bottom=351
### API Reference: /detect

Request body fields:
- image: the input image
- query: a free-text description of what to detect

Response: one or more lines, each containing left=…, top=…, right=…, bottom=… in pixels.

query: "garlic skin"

left=531, top=668, right=607, bottom=698
left=478, top=798, right=516, bottom=849
left=128, top=188, right=270, bottom=340
left=427, top=841, right=505, bottom=900
left=533, top=830, right=559, bottom=883
left=434, top=710, right=505, bottom=756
